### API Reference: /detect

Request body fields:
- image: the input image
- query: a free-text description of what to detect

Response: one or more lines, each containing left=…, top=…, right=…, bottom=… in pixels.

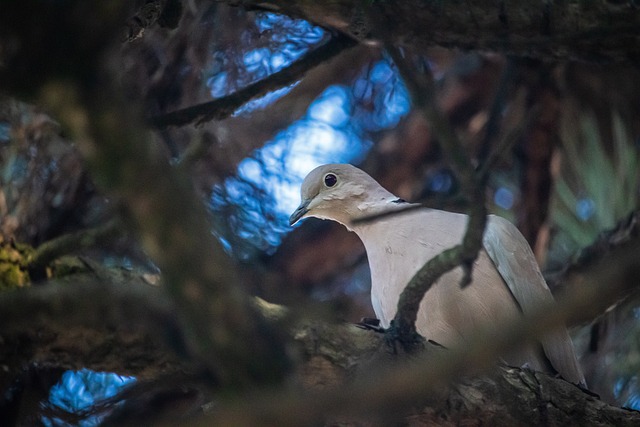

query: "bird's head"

left=289, top=164, right=395, bottom=228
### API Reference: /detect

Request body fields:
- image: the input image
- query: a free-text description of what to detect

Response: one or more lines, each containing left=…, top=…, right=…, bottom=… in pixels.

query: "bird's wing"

left=483, top=215, right=554, bottom=315
left=483, top=215, right=585, bottom=385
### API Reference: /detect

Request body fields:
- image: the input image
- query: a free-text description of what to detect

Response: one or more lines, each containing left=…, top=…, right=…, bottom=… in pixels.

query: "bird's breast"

left=354, top=209, right=521, bottom=347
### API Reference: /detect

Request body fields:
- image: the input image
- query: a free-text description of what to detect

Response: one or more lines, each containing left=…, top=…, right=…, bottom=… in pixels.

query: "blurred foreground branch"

left=0, top=272, right=184, bottom=378
left=190, top=232, right=640, bottom=425
left=1, top=0, right=290, bottom=390
left=1, top=228, right=639, bottom=424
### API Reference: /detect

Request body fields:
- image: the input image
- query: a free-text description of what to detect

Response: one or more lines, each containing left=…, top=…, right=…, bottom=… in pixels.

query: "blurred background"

left=1, top=1, right=640, bottom=424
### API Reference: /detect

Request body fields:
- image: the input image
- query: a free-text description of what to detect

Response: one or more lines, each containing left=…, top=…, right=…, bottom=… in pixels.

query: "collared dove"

left=290, top=163, right=585, bottom=385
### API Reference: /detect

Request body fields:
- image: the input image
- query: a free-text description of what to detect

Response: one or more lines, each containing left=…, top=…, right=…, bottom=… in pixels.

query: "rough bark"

left=1, top=268, right=639, bottom=426
left=4, top=219, right=640, bottom=424
left=0, top=270, right=186, bottom=379
left=219, top=0, right=640, bottom=63
left=209, top=319, right=639, bottom=426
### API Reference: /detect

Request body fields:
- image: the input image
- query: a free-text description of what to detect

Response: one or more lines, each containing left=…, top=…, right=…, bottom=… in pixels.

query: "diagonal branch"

left=382, top=42, right=487, bottom=343
left=28, top=217, right=123, bottom=280
left=149, top=34, right=356, bottom=128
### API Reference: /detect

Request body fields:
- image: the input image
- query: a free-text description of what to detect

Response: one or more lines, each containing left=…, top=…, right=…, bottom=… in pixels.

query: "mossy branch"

left=28, top=218, right=122, bottom=280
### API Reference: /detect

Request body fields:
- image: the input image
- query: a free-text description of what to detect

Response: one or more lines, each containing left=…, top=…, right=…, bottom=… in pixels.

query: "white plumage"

left=290, top=163, right=584, bottom=385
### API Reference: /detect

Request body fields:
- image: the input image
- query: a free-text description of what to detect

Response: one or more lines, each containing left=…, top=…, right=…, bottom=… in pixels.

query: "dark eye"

left=324, top=173, right=338, bottom=187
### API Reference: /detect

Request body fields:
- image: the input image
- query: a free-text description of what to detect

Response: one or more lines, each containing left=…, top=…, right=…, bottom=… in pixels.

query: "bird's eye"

left=324, top=173, right=338, bottom=187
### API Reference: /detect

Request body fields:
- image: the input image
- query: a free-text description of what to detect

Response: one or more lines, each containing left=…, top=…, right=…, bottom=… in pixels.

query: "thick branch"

left=192, top=234, right=640, bottom=426
left=0, top=272, right=185, bottom=377
left=2, top=230, right=640, bottom=424
left=220, top=0, right=640, bottom=63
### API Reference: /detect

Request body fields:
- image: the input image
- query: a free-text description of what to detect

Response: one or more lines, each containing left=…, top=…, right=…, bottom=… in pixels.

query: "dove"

left=290, top=163, right=585, bottom=385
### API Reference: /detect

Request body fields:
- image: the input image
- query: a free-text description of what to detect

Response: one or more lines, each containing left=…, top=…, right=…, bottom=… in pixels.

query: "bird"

left=290, top=163, right=585, bottom=385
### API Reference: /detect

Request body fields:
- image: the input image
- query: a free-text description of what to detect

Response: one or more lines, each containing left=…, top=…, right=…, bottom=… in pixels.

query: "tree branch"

left=378, top=35, right=487, bottom=343
left=219, top=0, right=640, bottom=63
left=0, top=272, right=185, bottom=377
left=2, top=233, right=640, bottom=424
left=549, top=209, right=640, bottom=326
left=149, top=34, right=357, bottom=128
left=0, top=0, right=291, bottom=390
left=28, top=218, right=123, bottom=280
left=189, top=233, right=640, bottom=426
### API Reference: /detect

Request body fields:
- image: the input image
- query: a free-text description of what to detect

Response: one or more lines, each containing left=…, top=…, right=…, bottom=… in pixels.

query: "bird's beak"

left=289, top=199, right=310, bottom=226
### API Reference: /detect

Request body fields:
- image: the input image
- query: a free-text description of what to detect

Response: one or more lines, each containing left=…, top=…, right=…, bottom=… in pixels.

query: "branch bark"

left=219, top=0, right=640, bottom=63
left=194, top=232, right=640, bottom=426
left=2, top=268, right=634, bottom=426
left=27, top=218, right=122, bottom=281
left=0, top=272, right=185, bottom=378
left=2, top=228, right=640, bottom=425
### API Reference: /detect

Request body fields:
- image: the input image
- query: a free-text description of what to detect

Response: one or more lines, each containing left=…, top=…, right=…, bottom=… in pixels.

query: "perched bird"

left=290, top=163, right=585, bottom=385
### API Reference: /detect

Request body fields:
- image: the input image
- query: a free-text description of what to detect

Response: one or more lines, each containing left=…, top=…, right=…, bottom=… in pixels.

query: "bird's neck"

left=343, top=193, right=410, bottom=232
